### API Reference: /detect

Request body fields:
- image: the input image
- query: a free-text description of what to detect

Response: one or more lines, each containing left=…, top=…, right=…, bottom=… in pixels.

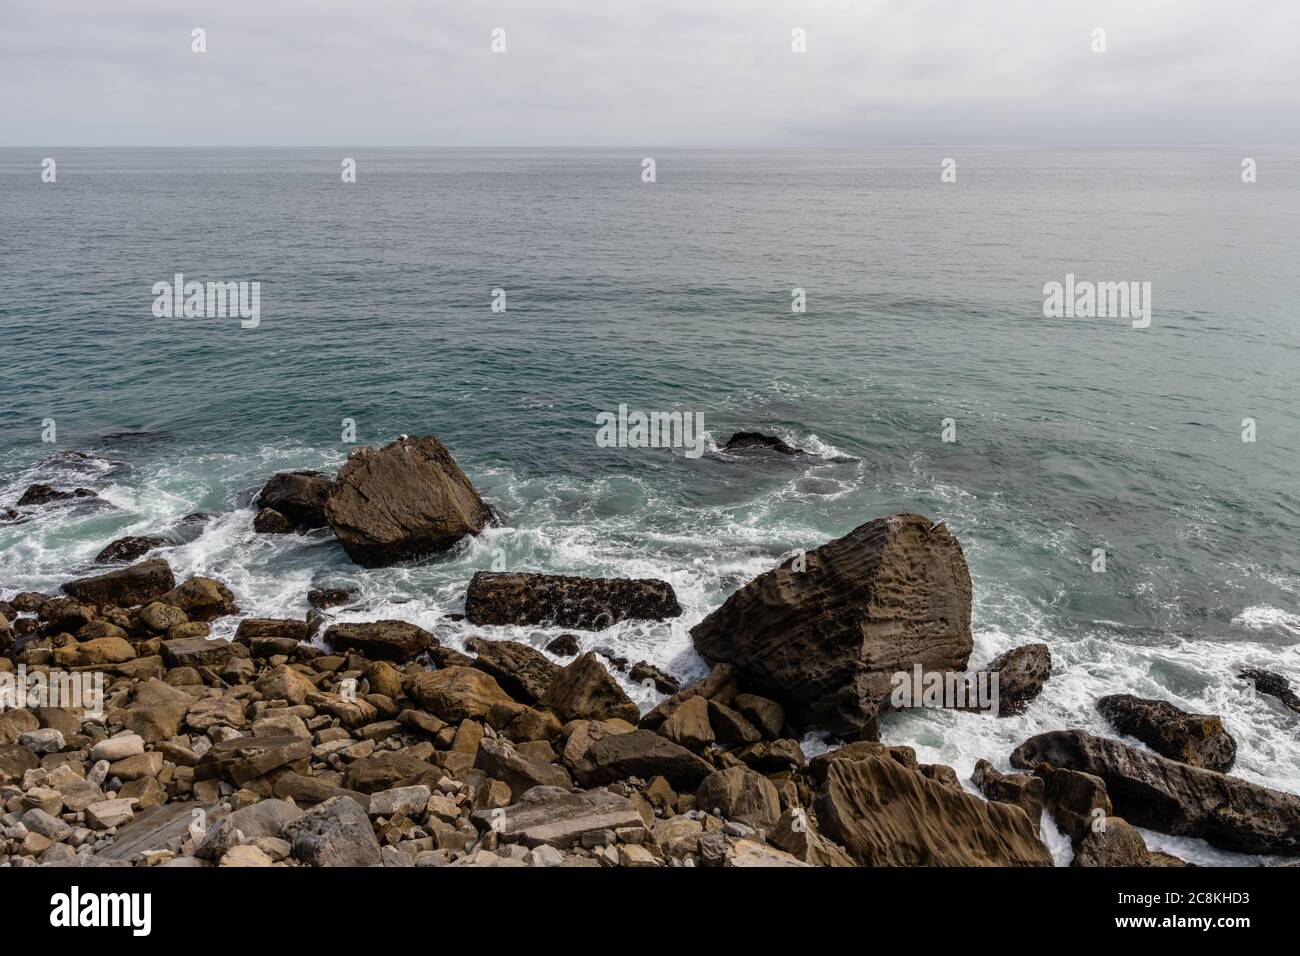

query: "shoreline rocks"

left=1011, top=729, right=1300, bottom=854
left=1097, top=694, right=1237, bottom=772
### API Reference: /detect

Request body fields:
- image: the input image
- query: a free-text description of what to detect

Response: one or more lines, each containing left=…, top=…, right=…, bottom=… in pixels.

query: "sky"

left=2, top=0, right=1298, bottom=146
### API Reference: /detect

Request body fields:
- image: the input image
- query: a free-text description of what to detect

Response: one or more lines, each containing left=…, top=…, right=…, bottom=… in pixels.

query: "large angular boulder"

left=695, top=766, right=781, bottom=832
left=540, top=652, right=640, bottom=724
left=158, top=577, right=239, bottom=621
left=815, top=755, right=1052, bottom=866
left=573, top=729, right=713, bottom=789
left=323, top=620, right=435, bottom=662
left=1011, top=729, right=1300, bottom=854
left=406, top=666, right=516, bottom=722
left=324, top=435, right=493, bottom=567
left=283, top=796, right=382, bottom=867
left=690, top=514, right=972, bottom=736
left=255, top=470, right=336, bottom=530
left=467, top=637, right=560, bottom=704
left=473, top=737, right=572, bottom=800
left=197, top=735, right=311, bottom=787
left=464, top=571, right=682, bottom=630
left=1097, top=694, right=1237, bottom=772
left=61, top=559, right=176, bottom=608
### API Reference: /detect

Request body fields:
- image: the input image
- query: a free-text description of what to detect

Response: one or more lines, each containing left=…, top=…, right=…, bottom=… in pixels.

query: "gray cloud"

left=2, top=0, right=1297, bottom=146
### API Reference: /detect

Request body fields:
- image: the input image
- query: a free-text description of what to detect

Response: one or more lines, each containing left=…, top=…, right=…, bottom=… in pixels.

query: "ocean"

left=2, top=146, right=1298, bottom=864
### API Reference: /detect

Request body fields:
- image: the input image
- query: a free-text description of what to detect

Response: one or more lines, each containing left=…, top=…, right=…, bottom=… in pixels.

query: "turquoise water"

left=2, top=147, right=1298, bottom=863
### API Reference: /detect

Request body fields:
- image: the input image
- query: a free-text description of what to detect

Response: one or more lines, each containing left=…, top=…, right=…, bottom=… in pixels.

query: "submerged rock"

left=691, top=513, right=973, bottom=736
left=94, top=535, right=170, bottom=564
left=15, top=484, right=97, bottom=506
left=722, top=432, right=804, bottom=455
left=1097, top=694, right=1237, bottom=772
left=325, top=435, right=493, bottom=567
left=464, top=571, right=682, bottom=630
left=1011, top=729, right=1300, bottom=854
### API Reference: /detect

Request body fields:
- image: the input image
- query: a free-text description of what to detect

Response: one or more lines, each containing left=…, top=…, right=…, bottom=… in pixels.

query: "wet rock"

left=255, top=470, right=336, bottom=530
left=158, top=576, right=239, bottom=621
left=1238, top=668, right=1300, bottom=715
left=283, top=796, right=382, bottom=867
left=467, top=637, right=560, bottom=704
left=252, top=508, right=292, bottom=534
left=1072, top=817, right=1154, bottom=867
left=16, top=484, right=97, bottom=506
left=95, top=536, right=169, bottom=564
left=986, top=643, right=1051, bottom=716
left=1011, top=729, right=1300, bottom=854
left=545, top=634, right=580, bottom=657
left=540, top=652, right=640, bottom=724
left=1097, top=694, right=1237, bottom=772
left=324, top=620, right=435, bottom=662
left=574, top=730, right=713, bottom=789
left=815, top=755, right=1052, bottom=866
left=324, top=435, right=493, bottom=567
left=307, top=587, right=356, bottom=610
left=690, top=513, right=972, bottom=736
left=62, top=559, right=177, bottom=608
left=465, top=571, right=681, bottom=630
left=722, top=432, right=804, bottom=455
left=629, top=661, right=680, bottom=695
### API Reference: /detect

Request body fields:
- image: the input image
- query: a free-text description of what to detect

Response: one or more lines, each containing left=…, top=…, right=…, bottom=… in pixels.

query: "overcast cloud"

left=2, top=0, right=1297, bottom=146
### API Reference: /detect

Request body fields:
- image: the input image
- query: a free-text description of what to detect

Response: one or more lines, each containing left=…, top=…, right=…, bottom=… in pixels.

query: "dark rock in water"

left=1, top=509, right=21, bottom=522
left=574, top=730, right=713, bottom=789
left=722, top=432, right=804, bottom=455
left=466, top=637, right=560, bottom=704
left=1238, top=668, right=1300, bottom=714
left=324, top=620, right=435, bottom=662
left=545, top=634, right=580, bottom=657
left=1071, top=816, right=1152, bottom=867
left=629, top=661, right=681, bottom=695
left=814, top=754, right=1052, bottom=866
left=1011, top=729, right=1300, bottom=854
left=540, top=652, right=640, bottom=724
left=94, top=535, right=170, bottom=564
left=307, top=587, right=357, bottom=610
left=255, top=470, right=336, bottom=531
left=253, top=507, right=292, bottom=534
left=1097, top=694, right=1237, bottom=772
left=179, top=512, right=213, bottom=525
left=15, top=484, right=98, bottom=507
left=690, top=513, right=972, bottom=736
left=325, top=435, right=493, bottom=567
left=986, top=643, right=1051, bottom=716
left=62, top=559, right=177, bottom=608
left=465, top=571, right=682, bottom=630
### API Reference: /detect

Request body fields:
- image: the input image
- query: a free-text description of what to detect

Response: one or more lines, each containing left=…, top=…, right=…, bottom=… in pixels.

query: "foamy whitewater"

left=2, top=147, right=1299, bottom=866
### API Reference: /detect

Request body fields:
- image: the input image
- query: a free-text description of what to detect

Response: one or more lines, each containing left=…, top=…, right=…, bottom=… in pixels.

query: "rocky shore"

left=2, top=434, right=1298, bottom=867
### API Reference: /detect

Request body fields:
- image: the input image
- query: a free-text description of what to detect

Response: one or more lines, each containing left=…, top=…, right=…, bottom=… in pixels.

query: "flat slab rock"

left=324, top=620, right=435, bottom=662
left=1011, top=729, right=1300, bottom=855
left=464, top=571, right=682, bottom=630
left=483, top=785, right=646, bottom=849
